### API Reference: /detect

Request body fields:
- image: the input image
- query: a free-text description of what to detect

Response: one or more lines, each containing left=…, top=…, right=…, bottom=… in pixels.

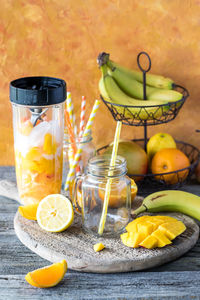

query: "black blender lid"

left=10, top=76, right=66, bottom=106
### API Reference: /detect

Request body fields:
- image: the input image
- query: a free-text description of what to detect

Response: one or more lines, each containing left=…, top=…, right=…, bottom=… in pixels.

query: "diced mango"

left=155, top=216, right=178, bottom=223
left=125, top=222, right=137, bottom=233
left=126, top=216, right=149, bottom=232
left=146, top=219, right=164, bottom=231
left=139, top=235, right=158, bottom=249
left=121, top=215, right=186, bottom=249
left=137, top=221, right=153, bottom=236
left=151, top=229, right=172, bottom=247
left=159, top=221, right=186, bottom=240
left=93, top=243, right=105, bottom=252
left=121, top=231, right=147, bottom=248
left=43, top=133, right=57, bottom=155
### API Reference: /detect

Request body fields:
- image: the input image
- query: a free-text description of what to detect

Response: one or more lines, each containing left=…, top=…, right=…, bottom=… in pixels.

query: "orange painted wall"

left=0, top=0, right=200, bottom=165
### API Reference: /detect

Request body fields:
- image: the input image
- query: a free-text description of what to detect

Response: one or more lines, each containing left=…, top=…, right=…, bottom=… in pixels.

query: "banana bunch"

left=98, top=52, right=183, bottom=120
left=133, top=190, right=200, bottom=221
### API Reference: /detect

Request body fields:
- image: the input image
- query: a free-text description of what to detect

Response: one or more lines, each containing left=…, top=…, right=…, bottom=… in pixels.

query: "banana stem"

left=100, top=64, right=108, bottom=76
left=132, top=205, right=147, bottom=216
left=97, top=52, right=110, bottom=67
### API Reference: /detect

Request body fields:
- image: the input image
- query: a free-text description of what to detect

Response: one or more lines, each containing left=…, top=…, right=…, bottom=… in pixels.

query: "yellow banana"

left=99, top=65, right=170, bottom=120
left=107, top=59, right=174, bottom=90
left=133, top=190, right=200, bottom=221
left=107, top=61, right=182, bottom=101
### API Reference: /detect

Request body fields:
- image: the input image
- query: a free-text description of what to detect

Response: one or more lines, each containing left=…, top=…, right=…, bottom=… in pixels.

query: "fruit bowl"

left=97, top=139, right=200, bottom=196
left=101, top=85, right=189, bottom=126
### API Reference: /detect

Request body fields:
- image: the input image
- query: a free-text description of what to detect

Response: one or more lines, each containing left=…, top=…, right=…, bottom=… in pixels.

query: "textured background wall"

left=0, top=0, right=200, bottom=165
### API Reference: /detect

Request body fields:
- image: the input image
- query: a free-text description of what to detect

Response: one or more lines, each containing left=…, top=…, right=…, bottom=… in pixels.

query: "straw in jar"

left=65, top=99, right=100, bottom=191
left=98, top=121, right=122, bottom=235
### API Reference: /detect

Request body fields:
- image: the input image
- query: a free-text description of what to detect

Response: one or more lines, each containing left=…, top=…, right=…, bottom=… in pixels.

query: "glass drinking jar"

left=62, top=131, right=96, bottom=192
left=73, top=155, right=131, bottom=236
left=10, top=76, right=66, bottom=205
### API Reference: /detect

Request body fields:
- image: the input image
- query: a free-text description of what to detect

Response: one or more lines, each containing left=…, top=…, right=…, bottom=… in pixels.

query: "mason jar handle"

left=72, top=175, right=85, bottom=215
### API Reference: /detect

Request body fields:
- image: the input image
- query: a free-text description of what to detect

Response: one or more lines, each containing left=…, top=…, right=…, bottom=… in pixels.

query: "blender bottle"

left=10, top=76, right=66, bottom=205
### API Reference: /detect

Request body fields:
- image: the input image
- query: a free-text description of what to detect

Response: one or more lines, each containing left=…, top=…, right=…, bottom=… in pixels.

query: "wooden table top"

left=1, top=166, right=200, bottom=300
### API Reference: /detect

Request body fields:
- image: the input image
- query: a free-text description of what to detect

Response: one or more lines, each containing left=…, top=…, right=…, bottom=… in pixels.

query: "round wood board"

left=14, top=210, right=199, bottom=273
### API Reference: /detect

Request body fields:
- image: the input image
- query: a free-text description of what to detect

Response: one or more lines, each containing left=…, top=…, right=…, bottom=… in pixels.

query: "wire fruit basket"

left=101, top=84, right=188, bottom=127
left=98, top=139, right=200, bottom=196
left=98, top=51, right=199, bottom=195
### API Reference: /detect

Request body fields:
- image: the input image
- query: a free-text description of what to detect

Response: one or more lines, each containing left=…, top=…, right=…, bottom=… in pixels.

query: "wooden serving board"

left=14, top=211, right=199, bottom=273
left=1, top=179, right=199, bottom=273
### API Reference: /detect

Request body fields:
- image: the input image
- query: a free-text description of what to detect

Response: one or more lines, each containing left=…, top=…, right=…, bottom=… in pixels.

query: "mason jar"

left=73, top=155, right=131, bottom=236
left=10, top=76, right=66, bottom=205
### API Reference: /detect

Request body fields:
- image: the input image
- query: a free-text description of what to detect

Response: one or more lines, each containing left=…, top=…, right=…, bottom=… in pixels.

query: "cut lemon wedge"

left=37, top=194, right=74, bottom=232
left=25, top=259, right=67, bottom=288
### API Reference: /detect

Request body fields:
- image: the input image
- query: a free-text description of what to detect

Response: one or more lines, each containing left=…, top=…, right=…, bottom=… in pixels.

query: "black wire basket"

left=101, top=84, right=189, bottom=127
left=97, top=139, right=200, bottom=196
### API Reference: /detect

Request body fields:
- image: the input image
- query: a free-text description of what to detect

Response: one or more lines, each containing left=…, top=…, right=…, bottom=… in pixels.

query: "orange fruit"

left=18, top=204, right=39, bottom=220
left=25, top=260, right=67, bottom=288
left=151, top=148, right=190, bottom=184
left=98, top=178, right=137, bottom=208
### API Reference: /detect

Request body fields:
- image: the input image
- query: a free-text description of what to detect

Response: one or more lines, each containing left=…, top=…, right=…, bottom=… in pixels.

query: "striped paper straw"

left=98, top=121, right=122, bottom=235
left=79, top=96, right=86, bottom=137
left=68, top=146, right=74, bottom=169
left=64, top=110, right=80, bottom=173
left=66, top=92, right=75, bottom=134
left=65, top=100, right=100, bottom=191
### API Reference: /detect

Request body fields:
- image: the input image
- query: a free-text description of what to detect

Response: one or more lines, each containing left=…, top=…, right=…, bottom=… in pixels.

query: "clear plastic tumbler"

left=10, top=76, right=66, bottom=205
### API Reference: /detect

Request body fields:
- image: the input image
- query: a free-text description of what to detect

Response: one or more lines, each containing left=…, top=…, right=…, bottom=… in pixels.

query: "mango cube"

left=159, top=221, right=186, bottom=240
left=93, top=243, right=105, bottom=252
left=43, top=133, right=57, bottom=155
left=137, top=221, right=153, bottom=236
left=155, top=216, right=178, bottom=223
left=152, top=229, right=172, bottom=247
left=139, top=235, right=158, bottom=249
left=126, top=216, right=149, bottom=232
left=121, top=231, right=147, bottom=248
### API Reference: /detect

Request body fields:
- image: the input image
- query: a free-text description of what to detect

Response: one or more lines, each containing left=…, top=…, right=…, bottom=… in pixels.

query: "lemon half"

left=37, top=194, right=74, bottom=232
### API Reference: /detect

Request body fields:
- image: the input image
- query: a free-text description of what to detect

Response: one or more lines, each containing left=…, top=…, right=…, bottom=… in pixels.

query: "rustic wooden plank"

left=1, top=167, right=200, bottom=298
left=0, top=195, right=200, bottom=277
left=14, top=210, right=199, bottom=273
left=0, top=183, right=200, bottom=273
left=1, top=271, right=200, bottom=300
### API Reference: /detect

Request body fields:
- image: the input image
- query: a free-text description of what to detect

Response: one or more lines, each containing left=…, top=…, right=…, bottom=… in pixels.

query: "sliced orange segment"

left=18, top=204, right=39, bottom=220
left=25, top=259, right=67, bottom=288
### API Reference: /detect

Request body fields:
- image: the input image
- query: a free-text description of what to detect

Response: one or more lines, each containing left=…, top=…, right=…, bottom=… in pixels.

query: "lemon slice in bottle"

left=37, top=194, right=74, bottom=232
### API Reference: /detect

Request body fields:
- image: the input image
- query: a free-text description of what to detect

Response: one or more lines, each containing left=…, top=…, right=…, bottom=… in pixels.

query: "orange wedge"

left=18, top=204, right=39, bottom=220
left=25, top=260, right=67, bottom=288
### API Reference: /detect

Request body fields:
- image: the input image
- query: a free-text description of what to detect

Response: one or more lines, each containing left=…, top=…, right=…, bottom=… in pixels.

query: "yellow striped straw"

left=66, top=92, right=75, bottom=133
left=68, top=145, right=74, bottom=169
left=98, top=121, right=122, bottom=235
left=65, top=100, right=100, bottom=191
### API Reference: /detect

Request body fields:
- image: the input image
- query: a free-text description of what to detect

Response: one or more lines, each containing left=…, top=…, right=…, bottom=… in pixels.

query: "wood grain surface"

left=2, top=167, right=200, bottom=299
left=14, top=210, right=199, bottom=273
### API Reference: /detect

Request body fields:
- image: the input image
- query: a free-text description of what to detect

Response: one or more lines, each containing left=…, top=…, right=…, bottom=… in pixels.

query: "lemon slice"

left=37, top=194, right=74, bottom=232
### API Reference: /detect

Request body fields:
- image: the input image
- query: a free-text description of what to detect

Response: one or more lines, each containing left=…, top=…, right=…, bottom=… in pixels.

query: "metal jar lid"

left=10, top=76, right=66, bottom=106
